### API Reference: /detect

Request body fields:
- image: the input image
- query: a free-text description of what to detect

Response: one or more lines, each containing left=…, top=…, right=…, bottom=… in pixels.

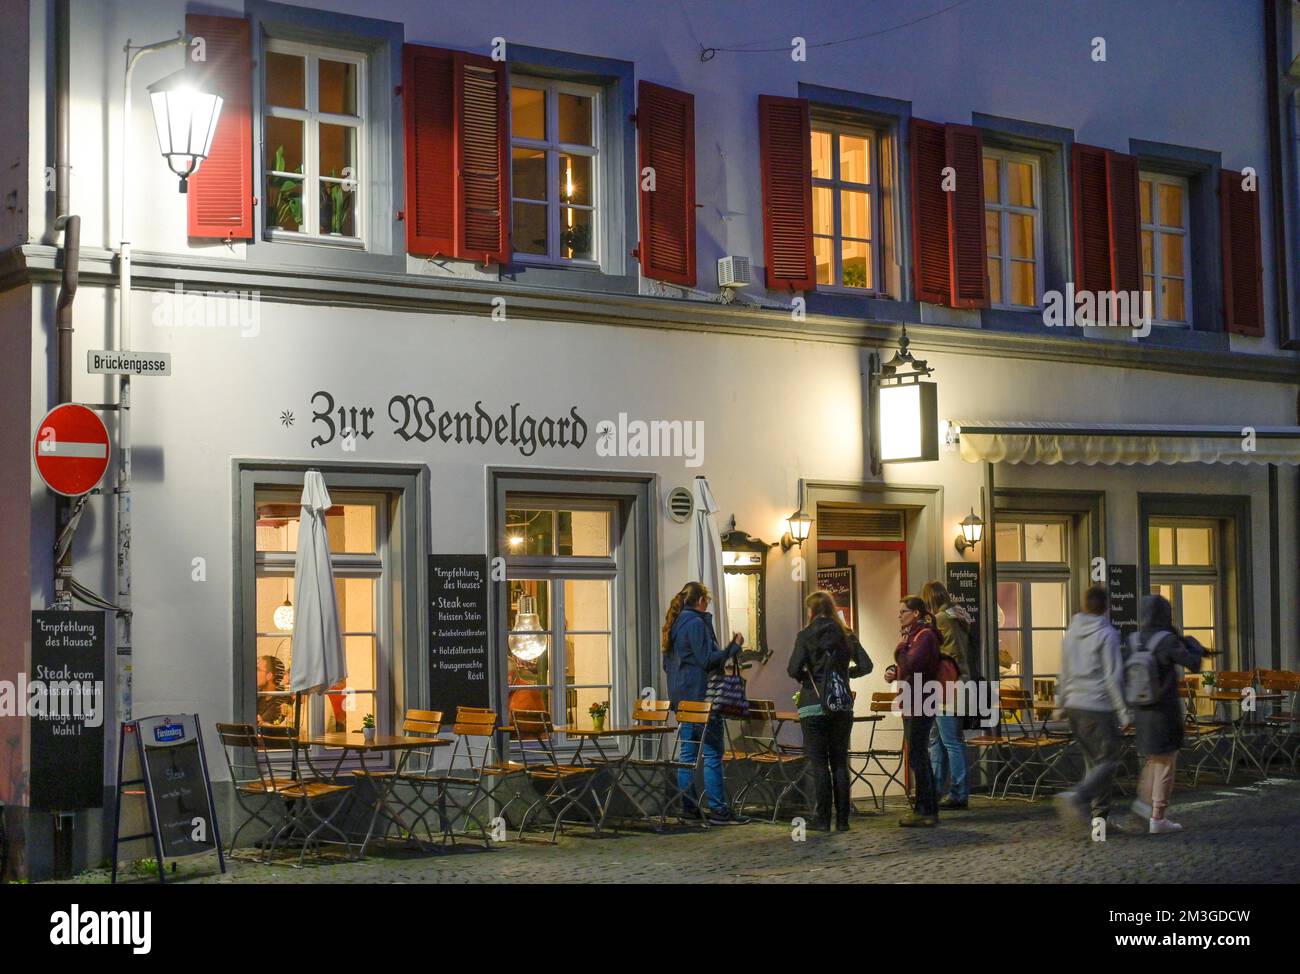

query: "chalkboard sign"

left=428, top=554, right=490, bottom=718
left=30, top=610, right=106, bottom=811
left=112, top=714, right=223, bottom=883
left=946, top=562, right=983, bottom=674
left=1108, top=563, right=1139, bottom=640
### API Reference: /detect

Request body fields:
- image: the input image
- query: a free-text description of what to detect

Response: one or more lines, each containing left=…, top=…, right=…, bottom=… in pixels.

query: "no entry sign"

left=33, top=403, right=110, bottom=496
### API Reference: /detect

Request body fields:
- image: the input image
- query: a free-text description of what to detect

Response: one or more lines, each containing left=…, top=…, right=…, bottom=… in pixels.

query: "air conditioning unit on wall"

left=717, top=256, right=751, bottom=301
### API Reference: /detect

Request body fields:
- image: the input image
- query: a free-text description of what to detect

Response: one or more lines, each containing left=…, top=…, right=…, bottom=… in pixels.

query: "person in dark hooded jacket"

left=788, top=590, right=873, bottom=831
left=1125, top=593, right=1203, bottom=834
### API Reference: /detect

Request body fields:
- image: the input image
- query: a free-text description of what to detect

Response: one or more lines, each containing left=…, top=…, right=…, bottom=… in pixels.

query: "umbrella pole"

left=291, top=692, right=302, bottom=781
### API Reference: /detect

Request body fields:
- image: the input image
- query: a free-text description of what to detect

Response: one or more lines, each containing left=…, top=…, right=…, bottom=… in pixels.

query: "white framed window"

left=503, top=501, right=620, bottom=737
left=1140, top=172, right=1192, bottom=325
left=810, top=123, right=880, bottom=292
left=1148, top=517, right=1221, bottom=660
left=983, top=149, right=1043, bottom=309
left=253, top=492, right=388, bottom=745
left=262, top=39, right=365, bottom=247
left=995, top=516, right=1072, bottom=693
left=509, top=78, right=601, bottom=267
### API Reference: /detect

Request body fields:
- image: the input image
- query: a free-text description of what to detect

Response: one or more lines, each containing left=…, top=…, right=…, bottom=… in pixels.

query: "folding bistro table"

left=302, top=732, right=452, bottom=857
left=555, top=724, right=675, bottom=831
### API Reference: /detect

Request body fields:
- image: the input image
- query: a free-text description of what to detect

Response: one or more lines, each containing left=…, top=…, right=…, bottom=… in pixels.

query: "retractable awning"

left=954, top=421, right=1300, bottom=466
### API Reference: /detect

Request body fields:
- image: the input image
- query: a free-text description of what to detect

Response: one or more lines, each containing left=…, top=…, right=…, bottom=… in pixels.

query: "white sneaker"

left=1149, top=817, right=1183, bottom=834
left=1130, top=799, right=1152, bottom=820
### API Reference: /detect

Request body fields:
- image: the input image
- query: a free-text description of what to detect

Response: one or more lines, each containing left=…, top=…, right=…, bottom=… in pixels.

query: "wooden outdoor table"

left=553, top=724, right=675, bottom=832
left=1203, top=692, right=1286, bottom=780
left=302, top=733, right=451, bottom=857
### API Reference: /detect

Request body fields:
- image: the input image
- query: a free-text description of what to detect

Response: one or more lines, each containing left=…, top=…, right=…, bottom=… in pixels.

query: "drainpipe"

left=51, top=0, right=80, bottom=881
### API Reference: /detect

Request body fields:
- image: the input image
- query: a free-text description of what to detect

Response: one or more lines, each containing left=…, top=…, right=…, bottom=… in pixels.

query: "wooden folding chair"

left=1178, top=677, right=1229, bottom=784
left=997, top=689, right=1074, bottom=800
left=251, top=724, right=354, bottom=866
left=514, top=710, right=600, bottom=843
left=395, top=707, right=499, bottom=848
left=345, top=709, right=443, bottom=847
left=731, top=700, right=806, bottom=822
left=1257, top=670, right=1300, bottom=773
left=628, top=700, right=718, bottom=828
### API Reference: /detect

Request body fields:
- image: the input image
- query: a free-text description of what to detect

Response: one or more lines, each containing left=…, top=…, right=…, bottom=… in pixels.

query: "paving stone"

left=59, top=779, right=1300, bottom=884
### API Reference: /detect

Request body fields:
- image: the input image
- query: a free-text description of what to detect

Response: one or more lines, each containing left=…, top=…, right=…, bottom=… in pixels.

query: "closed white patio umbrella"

left=288, top=470, right=346, bottom=706
left=688, top=475, right=729, bottom=643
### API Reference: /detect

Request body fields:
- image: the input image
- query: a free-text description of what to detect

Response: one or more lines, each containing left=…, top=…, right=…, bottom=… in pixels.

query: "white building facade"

left=3, top=0, right=1300, bottom=878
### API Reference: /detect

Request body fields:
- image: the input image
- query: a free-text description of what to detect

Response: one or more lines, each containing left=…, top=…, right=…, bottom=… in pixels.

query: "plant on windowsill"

left=271, top=145, right=304, bottom=232
left=588, top=700, right=608, bottom=732
left=356, top=712, right=376, bottom=743
left=322, top=169, right=354, bottom=236
left=560, top=222, right=592, bottom=260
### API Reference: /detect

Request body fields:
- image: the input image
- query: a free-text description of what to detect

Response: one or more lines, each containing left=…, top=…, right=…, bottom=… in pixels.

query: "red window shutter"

left=637, top=81, right=697, bottom=287
left=1106, top=151, right=1142, bottom=294
left=1072, top=143, right=1142, bottom=296
left=910, top=118, right=951, bottom=305
left=186, top=15, right=252, bottom=239
left=1071, top=144, right=1112, bottom=293
left=403, top=45, right=457, bottom=257
left=944, top=124, right=989, bottom=308
left=455, top=53, right=509, bottom=264
left=1220, top=168, right=1265, bottom=336
left=758, top=95, right=814, bottom=291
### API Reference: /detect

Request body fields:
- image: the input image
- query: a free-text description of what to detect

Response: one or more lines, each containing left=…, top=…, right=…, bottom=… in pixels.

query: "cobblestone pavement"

left=73, top=778, right=1300, bottom=884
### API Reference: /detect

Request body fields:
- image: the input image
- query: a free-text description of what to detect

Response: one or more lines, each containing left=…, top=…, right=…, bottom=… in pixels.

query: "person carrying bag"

left=788, top=590, right=873, bottom=832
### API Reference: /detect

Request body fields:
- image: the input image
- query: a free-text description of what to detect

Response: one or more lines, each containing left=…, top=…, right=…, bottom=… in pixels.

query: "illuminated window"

left=1148, top=517, right=1219, bottom=654
left=263, top=40, right=365, bottom=243
left=1140, top=172, right=1191, bottom=325
left=505, top=502, right=617, bottom=731
left=996, top=516, right=1071, bottom=690
left=810, top=124, right=879, bottom=292
left=254, top=493, right=385, bottom=737
left=983, top=149, right=1042, bottom=308
left=510, top=79, right=601, bottom=265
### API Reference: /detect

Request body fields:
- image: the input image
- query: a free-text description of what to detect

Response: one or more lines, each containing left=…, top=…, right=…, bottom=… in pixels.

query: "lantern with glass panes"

left=146, top=67, right=223, bottom=193
left=870, top=327, right=938, bottom=475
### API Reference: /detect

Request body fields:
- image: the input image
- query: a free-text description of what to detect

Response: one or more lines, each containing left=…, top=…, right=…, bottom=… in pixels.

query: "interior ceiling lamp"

left=873, top=327, right=939, bottom=467
left=508, top=595, right=548, bottom=662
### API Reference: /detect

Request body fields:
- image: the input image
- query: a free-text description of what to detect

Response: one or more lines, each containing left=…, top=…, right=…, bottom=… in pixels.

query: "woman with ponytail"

left=788, top=590, right=873, bottom=831
left=662, top=581, right=747, bottom=825
left=884, top=595, right=942, bottom=827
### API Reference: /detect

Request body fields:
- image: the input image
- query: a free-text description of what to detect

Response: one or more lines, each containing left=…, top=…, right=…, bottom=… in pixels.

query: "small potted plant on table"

left=588, top=701, right=608, bottom=733
left=358, top=713, right=376, bottom=743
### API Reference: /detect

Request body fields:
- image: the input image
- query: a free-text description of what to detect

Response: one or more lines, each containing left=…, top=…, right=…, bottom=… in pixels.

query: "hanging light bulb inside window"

left=508, top=594, right=548, bottom=662
left=273, top=595, right=295, bottom=632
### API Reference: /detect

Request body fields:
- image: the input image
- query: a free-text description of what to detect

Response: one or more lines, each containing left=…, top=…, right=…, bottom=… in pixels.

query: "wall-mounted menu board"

left=428, top=554, right=491, bottom=718
left=1108, top=563, right=1139, bottom=640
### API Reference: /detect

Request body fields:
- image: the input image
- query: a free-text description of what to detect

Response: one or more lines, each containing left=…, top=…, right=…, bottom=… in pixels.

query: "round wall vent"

left=665, top=486, right=694, bottom=523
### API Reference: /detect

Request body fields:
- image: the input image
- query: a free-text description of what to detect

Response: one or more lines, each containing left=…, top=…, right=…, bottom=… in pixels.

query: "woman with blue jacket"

left=662, top=581, right=748, bottom=825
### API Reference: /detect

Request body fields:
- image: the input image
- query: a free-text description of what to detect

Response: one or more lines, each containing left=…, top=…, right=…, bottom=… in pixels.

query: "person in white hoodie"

left=1053, top=585, right=1130, bottom=831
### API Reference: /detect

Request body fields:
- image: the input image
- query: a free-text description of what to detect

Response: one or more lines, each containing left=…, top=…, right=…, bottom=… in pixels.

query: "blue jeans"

left=678, top=716, right=727, bottom=812
left=929, top=715, right=968, bottom=802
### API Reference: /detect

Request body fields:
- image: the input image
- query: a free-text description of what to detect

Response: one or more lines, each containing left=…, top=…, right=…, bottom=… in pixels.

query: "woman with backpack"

left=884, top=596, right=943, bottom=827
left=662, top=581, right=749, bottom=825
left=1126, top=593, right=1204, bottom=834
left=788, top=590, right=873, bottom=832
left=922, top=581, right=974, bottom=810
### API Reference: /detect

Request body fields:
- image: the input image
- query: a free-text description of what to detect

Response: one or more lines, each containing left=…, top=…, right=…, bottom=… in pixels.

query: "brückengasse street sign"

left=86, top=350, right=172, bottom=376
